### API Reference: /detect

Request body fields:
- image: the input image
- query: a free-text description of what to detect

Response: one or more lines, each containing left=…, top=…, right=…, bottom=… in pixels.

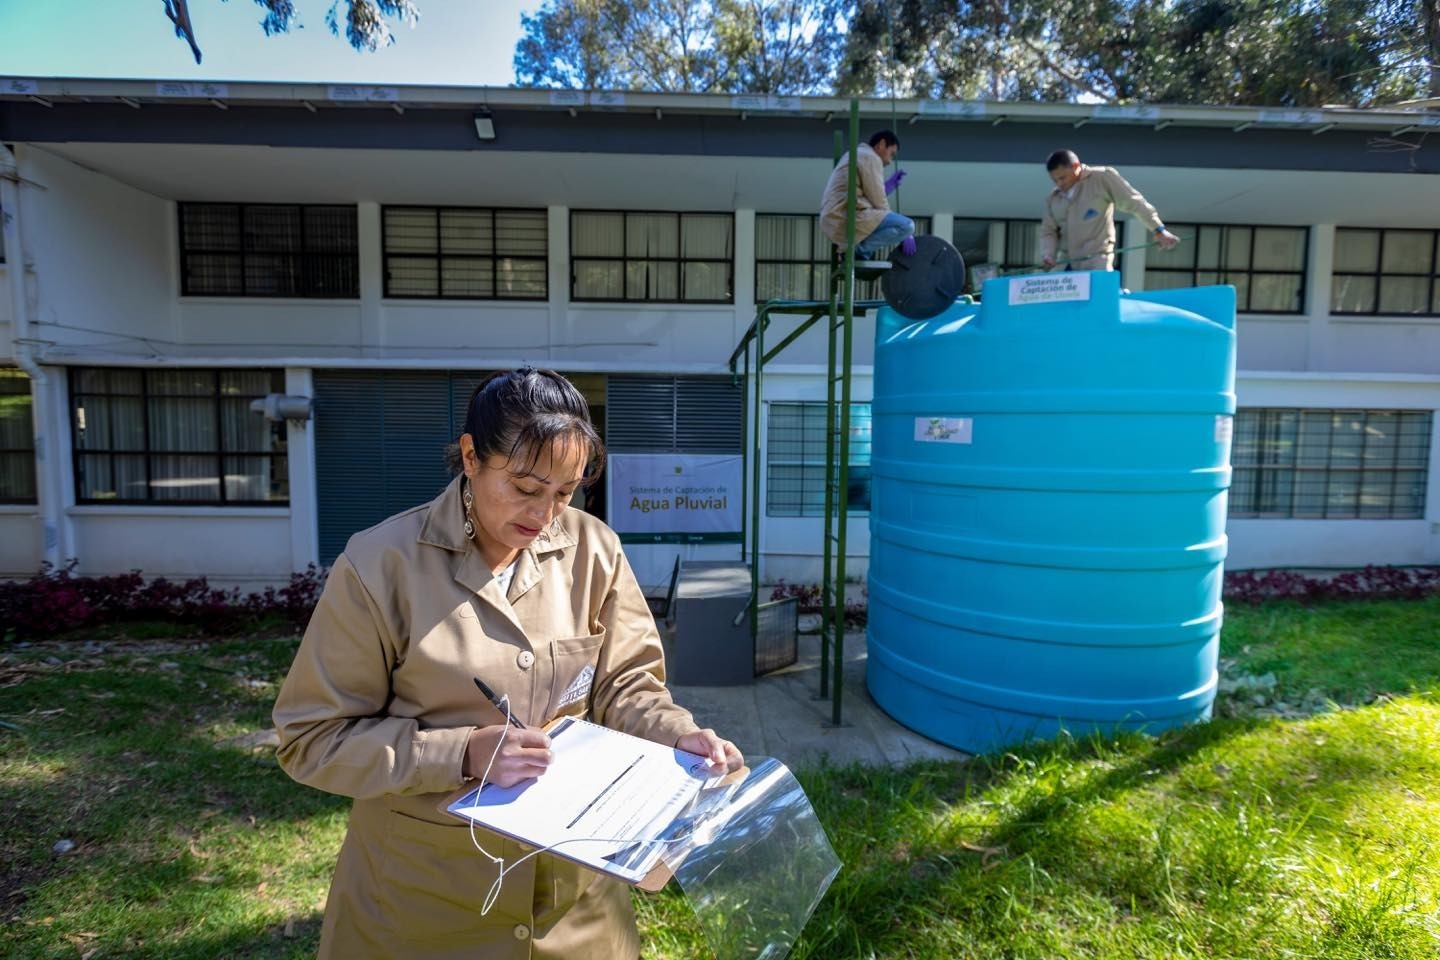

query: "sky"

left=0, top=0, right=541, bottom=88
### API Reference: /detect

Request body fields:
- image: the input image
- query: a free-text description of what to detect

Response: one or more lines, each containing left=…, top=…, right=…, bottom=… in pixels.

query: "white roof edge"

left=2, top=76, right=1439, bottom=130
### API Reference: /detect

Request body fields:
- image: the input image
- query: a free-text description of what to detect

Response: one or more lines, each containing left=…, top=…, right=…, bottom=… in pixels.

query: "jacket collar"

left=1050, top=163, right=1091, bottom=200
left=419, top=475, right=577, bottom=599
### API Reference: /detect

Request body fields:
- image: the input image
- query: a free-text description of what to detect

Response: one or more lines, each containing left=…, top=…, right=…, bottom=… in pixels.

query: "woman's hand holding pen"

left=463, top=725, right=553, bottom=787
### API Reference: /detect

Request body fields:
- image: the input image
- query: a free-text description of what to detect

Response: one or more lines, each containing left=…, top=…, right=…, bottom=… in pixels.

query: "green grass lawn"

left=2, top=598, right=1438, bottom=959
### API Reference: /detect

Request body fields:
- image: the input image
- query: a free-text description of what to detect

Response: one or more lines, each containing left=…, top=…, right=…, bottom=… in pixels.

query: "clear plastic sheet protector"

left=653, top=756, right=842, bottom=960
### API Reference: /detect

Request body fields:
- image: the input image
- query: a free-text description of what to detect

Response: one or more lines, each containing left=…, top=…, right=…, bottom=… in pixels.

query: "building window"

left=755, top=214, right=828, bottom=303
left=1331, top=228, right=1440, bottom=316
left=70, top=368, right=288, bottom=505
left=382, top=206, right=547, bottom=299
left=571, top=211, right=733, bottom=302
left=179, top=203, right=359, bottom=298
left=755, top=213, right=933, bottom=305
left=754, top=214, right=930, bottom=303
left=0, top=368, right=36, bottom=504
left=1229, top=408, right=1431, bottom=519
left=954, top=219, right=1124, bottom=294
left=766, top=401, right=871, bottom=517
left=1145, top=224, right=1307, bottom=313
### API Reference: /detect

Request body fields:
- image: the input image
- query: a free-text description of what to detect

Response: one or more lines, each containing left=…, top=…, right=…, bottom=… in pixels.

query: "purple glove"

left=900, top=236, right=917, bottom=257
left=883, top=169, right=907, bottom=193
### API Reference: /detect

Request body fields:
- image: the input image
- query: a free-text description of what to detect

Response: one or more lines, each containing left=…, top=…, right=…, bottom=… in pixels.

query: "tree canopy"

left=836, top=0, right=1431, bottom=107
left=161, top=0, right=1438, bottom=106
left=513, top=0, right=849, bottom=94
left=515, top=0, right=1438, bottom=107
left=163, top=0, right=419, bottom=64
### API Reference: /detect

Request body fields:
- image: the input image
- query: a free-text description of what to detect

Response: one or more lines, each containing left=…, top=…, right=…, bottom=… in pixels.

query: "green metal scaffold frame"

left=728, top=98, right=878, bottom=726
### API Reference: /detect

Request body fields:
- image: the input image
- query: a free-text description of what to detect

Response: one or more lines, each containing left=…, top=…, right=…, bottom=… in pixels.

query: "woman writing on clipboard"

left=273, top=367, right=743, bottom=959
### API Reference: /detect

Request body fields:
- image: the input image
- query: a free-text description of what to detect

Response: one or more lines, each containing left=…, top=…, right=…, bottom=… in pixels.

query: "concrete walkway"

left=669, top=629, right=968, bottom=770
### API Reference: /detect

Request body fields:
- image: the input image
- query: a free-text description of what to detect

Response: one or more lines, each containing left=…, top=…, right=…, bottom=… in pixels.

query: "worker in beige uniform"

left=819, top=129, right=916, bottom=260
left=273, top=367, right=743, bottom=960
left=1040, top=149, right=1180, bottom=272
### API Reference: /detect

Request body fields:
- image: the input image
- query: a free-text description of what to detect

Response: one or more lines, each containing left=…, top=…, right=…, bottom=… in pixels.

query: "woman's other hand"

left=676, top=728, right=744, bottom=773
left=463, top=725, right=553, bottom=787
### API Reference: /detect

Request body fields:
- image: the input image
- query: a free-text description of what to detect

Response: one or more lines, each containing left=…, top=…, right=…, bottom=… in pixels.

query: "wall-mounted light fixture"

left=473, top=109, right=495, bottom=141
left=250, top=394, right=314, bottom=422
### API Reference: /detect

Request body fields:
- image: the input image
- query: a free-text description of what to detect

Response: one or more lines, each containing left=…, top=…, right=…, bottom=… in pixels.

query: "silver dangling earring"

left=462, top=479, right=475, bottom=540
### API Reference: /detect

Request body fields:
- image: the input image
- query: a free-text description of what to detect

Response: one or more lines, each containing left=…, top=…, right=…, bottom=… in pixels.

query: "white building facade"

left=1, top=79, right=1437, bottom=589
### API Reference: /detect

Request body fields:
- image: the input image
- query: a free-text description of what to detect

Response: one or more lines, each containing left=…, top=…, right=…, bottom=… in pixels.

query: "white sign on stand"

left=607, top=454, right=741, bottom=535
left=1008, top=273, right=1092, bottom=306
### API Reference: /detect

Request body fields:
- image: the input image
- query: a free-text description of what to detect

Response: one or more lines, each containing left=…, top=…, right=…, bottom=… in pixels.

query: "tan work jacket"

left=273, top=476, right=701, bottom=959
left=819, top=141, right=890, bottom=248
left=1040, top=164, right=1164, bottom=269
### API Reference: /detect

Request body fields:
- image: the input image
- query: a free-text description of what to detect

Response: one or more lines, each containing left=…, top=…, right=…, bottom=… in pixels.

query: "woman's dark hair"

left=446, top=368, right=605, bottom=483
left=868, top=129, right=900, bottom=148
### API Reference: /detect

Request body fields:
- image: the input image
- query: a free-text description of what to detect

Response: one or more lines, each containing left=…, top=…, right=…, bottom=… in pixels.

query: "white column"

left=1305, top=224, right=1334, bottom=372
left=2, top=146, right=74, bottom=570
left=1121, top=220, right=1147, bottom=291
left=734, top=209, right=756, bottom=330
left=285, top=366, right=318, bottom=571
left=547, top=205, right=568, bottom=363
left=163, top=199, right=183, bottom=346
left=930, top=212, right=953, bottom=247
left=989, top=224, right=1006, bottom=266
left=35, top=367, right=76, bottom=568
left=357, top=201, right=384, bottom=351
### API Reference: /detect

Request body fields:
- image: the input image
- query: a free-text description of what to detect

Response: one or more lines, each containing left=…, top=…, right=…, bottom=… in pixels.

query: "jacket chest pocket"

left=546, top=628, right=604, bottom=721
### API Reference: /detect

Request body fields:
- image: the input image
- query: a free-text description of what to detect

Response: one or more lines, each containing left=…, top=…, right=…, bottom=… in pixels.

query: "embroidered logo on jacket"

left=556, top=664, right=595, bottom=709
left=1082, top=208, right=1099, bottom=220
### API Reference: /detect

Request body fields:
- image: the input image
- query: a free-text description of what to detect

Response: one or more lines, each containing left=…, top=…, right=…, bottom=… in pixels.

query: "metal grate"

left=179, top=203, right=359, bottom=298
left=754, top=596, right=799, bottom=675
left=766, top=401, right=872, bottom=516
left=1229, top=407, right=1432, bottom=519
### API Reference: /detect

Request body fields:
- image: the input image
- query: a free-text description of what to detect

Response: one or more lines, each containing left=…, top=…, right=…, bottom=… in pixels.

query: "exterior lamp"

left=473, top=110, right=495, bottom=141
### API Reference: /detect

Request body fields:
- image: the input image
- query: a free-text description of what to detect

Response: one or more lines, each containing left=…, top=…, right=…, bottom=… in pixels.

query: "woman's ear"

left=458, top=434, right=480, bottom=476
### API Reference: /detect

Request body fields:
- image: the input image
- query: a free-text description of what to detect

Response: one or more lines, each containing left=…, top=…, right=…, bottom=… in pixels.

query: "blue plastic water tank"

left=867, top=271, right=1236, bottom=753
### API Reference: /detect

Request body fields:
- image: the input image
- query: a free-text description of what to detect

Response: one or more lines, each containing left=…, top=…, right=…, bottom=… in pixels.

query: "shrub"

left=0, top=562, right=327, bottom=642
left=769, top=579, right=868, bottom=628
left=1222, top=566, right=1440, bottom=605
left=762, top=567, right=1440, bottom=627
left=769, top=580, right=821, bottom=612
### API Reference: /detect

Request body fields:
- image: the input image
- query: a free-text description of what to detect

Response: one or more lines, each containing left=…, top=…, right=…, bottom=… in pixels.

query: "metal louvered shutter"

left=606, top=377, right=677, bottom=451
left=606, top=376, right=742, bottom=454
left=676, top=379, right=743, bottom=453
left=314, top=371, right=457, bottom=564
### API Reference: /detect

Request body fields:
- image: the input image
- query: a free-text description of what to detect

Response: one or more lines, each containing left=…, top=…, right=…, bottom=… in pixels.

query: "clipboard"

left=440, top=716, right=748, bottom=892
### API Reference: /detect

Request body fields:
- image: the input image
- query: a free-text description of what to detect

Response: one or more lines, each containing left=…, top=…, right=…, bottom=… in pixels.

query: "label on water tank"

left=1007, top=273, right=1092, bottom=305
left=914, top=417, right=973, bottom=444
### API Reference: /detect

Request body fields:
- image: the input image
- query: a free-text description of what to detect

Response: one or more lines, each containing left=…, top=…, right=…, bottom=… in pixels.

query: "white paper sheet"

left=446, top=716, right=719, bottom=882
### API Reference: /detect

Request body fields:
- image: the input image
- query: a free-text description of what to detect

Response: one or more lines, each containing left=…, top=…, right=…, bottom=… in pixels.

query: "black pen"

left=474, top=677, right=527, bottom=729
